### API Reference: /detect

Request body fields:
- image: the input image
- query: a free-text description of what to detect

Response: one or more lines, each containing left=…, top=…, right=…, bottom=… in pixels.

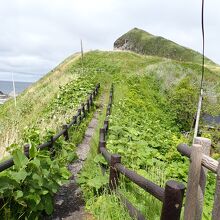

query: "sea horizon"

left=0, top=80, right=33, bottom=95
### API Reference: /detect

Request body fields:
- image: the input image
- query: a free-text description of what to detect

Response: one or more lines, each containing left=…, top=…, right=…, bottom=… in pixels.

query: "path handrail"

left=0, top=83, right=100, bottom=172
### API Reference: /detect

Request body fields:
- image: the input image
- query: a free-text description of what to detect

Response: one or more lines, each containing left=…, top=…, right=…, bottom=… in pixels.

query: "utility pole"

left=193, top=89, right=203, bottom=141
left=81, top=39, right=84, bottom=73
left=12, top=72, right=17, bottom=107
left=193, top=0, right=205, bottom=142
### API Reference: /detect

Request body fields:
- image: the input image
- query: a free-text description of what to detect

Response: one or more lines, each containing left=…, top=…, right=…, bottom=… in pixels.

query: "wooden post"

left=106, top=106, right=111, bottom=116
left=184, top=144, right=203, bottom=220
left=212, top=160, right=220, bottom=220
left=93, top=89, right=96, bottom=98
left=73, top=115, right=77, bottom=124
left=23, top=144, right=30, bottom=158
left=161, top=180, right=185, bottom=220
left=104, top=120, right=109, bottom=134
left=194, top=137, right=211, bottom=220
left=100, top=128, right=105, bottom=142
left=87, top=99, right=90, bottom=112
left=109, top=95, right=113, bottom=104
left=109, top=154, right=121, bottom=190
left=81, top=103, right=85, bottom=118
left=90, top=94, right=93, bottom=106
left=95, top=85, right=98, bottom=95
left=62, top=124, right=69, bottom=141
left=78, top=108, right=82, bottom=123
left=50, top=136, right=55, bottom=158
left=98, top=140, right=106, bottom=154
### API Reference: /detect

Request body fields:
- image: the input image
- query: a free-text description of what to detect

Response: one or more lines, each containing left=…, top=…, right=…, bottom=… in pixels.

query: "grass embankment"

left=0, top=49, right=219, bottom=219
left=0, top=53, right=80, bottom=157
left=78, top=51, right=219, bottom=219
left=0, top=53, right=103, bottom=159
left=114, top=27, right=216, bottom=65
left=0, top=52, right=106, bottom=218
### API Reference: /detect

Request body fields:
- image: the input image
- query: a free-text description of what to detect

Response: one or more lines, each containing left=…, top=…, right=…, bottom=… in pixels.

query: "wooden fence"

left=0, top=83, right=100, bottom=172
left=178, top=140, right=220, bottom=220
left=98, top=84, right=185, bottom=220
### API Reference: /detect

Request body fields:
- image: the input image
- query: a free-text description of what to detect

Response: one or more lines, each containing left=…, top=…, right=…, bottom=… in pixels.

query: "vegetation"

left=0, top=54, right=103, bottom=218
left=77, top=51, right=220, bottom=219
left=0, top=28, right=220, bottom=219
left=114, top=27, right=215, bottom=65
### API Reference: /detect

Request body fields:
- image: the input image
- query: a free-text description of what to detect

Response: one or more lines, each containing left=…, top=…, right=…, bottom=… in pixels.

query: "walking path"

left=47, top=95, right=105, bottom=220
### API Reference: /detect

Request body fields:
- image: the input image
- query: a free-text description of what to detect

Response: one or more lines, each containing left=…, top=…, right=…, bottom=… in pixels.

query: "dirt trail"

left=46, top=97, right=104, bottom=220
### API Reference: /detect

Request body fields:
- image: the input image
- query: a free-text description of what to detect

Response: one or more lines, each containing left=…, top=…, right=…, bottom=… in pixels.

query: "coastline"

left=0, top=81, right=32, bottom=104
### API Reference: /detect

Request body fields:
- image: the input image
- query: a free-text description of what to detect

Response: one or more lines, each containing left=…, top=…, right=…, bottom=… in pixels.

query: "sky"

left=0, top=0, right=219, bottom=82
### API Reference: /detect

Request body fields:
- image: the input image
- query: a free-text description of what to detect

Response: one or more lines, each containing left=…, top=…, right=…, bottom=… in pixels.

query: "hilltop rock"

left=114, top=27, right=214, bottom=64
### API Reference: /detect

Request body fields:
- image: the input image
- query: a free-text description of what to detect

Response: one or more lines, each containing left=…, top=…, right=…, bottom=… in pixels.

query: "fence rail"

left=98, top=84, right=185, bottom=220
left=178, top=143, right=219, bottom=173
left=0, top=83, right=100, bottom=172
left=178, top=141, right=220, bottom=220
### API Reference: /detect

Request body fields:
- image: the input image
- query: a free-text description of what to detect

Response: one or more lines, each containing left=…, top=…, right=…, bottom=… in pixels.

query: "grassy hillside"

left=0, top=52, right=105, bottom=159
left=1, top=50, right=220, bottom=158
left=0, top=47, right=220, bottom=218
left=77, top=51, right=219, bottom=219
left=114, top=28, right=216, bottom=65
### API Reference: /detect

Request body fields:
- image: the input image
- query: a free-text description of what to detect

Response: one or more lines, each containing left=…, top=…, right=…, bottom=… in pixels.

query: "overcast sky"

left=0, top=0, right=219, bottom=82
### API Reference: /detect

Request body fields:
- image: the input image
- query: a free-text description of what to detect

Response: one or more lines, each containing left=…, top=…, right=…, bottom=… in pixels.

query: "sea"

left=0, top=81, right=32, bottom=95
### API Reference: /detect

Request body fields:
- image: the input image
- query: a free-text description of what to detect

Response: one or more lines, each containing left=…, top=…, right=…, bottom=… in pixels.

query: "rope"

left=193, top=0, right=205, bottom=141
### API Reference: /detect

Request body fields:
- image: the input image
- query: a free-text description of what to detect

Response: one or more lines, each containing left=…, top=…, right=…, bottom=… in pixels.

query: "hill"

left=0, top=31, right=220, bottom=218
left=0, top=49, right=220, bottom=158
left=0, top=52, right=98, bottom=158
left=114, top=27, right=215, bottom=65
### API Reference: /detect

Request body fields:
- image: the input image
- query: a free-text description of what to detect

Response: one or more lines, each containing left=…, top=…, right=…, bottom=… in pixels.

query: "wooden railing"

left=178, top=141, right=220, bottom=220
left=98, top=84, right=185, bottom=220
left=0, top=83, right=100, bottom=172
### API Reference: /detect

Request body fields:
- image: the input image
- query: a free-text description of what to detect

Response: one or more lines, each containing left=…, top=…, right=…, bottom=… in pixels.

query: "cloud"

left=0, top=0, right=219, bottom=82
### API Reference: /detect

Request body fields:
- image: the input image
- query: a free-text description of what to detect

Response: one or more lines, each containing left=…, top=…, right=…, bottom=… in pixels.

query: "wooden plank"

left=178, top=144, right=219, bottom=173
left=0, top=158, right=14, bottom=172
left=212, top=160, right=220, bottom=220
left=100, top=147, right=111, bottom=163
left=194, top=137, right=211, bottom=220
left=184, top=144, right=203, bottom=220
left=115, top=163, right=164, bottom=202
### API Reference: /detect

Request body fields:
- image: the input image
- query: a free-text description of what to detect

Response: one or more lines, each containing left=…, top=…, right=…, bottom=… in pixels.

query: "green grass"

left=114, top=27, right=216, bottom=65
left=0, top=53, right=101, bottom=159
left=76, top=51, right=219, bottom=219
left=0, top=48, right=220, bottom=219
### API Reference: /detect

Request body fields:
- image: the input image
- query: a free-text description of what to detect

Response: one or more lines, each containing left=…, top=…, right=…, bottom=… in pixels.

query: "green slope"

left=0, top=47, right=220, bottom=218
left=114, top=27, right=216, bottom=65
left=1, top=50, right=220, bottom=157
left=76, top=51, right=219, bottom=219
left=0, top=52, right=102, bottom=159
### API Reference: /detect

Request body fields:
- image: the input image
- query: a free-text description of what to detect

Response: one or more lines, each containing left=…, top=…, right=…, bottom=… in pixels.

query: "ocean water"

left=0, top=81, right=32, bottom=95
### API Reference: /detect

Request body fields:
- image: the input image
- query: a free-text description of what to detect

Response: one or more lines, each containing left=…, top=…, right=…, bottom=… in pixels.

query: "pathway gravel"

left=46, top=98, right=104, bottom=220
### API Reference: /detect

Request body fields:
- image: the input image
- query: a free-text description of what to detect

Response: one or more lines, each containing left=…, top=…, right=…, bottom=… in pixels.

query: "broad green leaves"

left=0, top=140, right=72, bottom=218
left=12, top=149, right=29, bottom=170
